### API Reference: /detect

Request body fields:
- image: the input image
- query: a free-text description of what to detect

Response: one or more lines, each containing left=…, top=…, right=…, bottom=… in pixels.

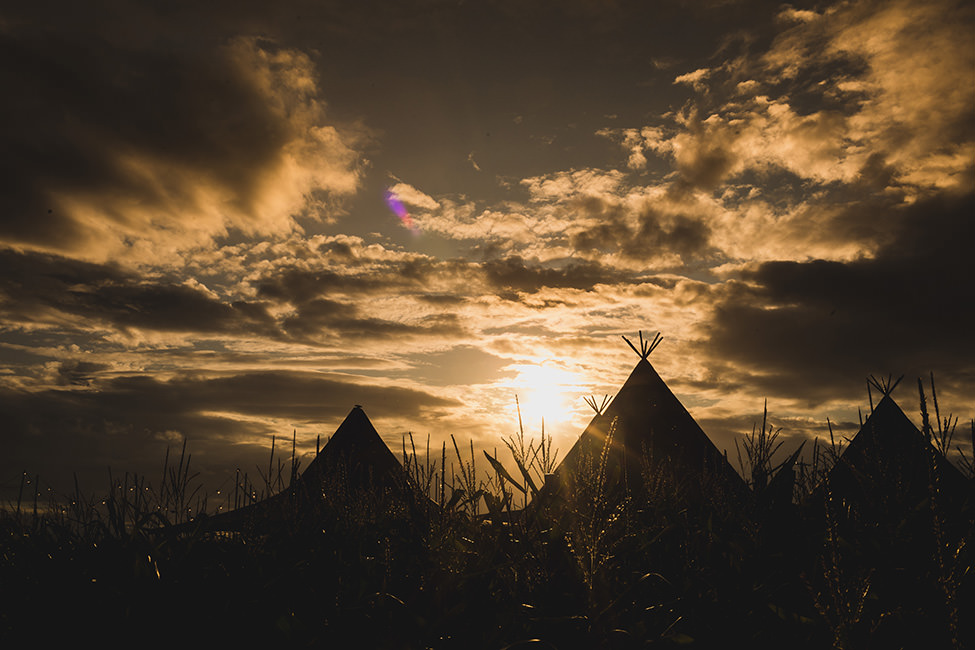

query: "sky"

left=2, top=0, right=973, bottom=502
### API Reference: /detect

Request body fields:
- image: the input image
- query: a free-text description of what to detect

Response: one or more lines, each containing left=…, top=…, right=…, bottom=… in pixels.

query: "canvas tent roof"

left=295, top=404, right=407, bottom=496
left=813, top=392, right=968, bottom=509
left=545, top=355, right=746, bottom=498
left=170, top=405, right=413, bottom=533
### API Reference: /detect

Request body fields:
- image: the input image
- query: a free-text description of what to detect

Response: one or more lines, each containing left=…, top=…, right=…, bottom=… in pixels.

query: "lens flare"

left=384, top=188, right=419, bottom=235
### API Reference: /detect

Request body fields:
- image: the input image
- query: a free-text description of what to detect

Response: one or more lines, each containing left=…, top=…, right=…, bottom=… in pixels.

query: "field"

left=2, top=395, right=972, bottom=649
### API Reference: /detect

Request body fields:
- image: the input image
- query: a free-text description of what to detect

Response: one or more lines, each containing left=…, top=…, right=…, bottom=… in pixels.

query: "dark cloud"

left=128, top=371, right=458, bottom=421
left=673, top=136, right=738, bottom=190
left=253, top=253, right=622, bottom=311
left=482, top=256, right=623, bottom=297
left=255, top=267, right=399, bottom=303
left=0, top=248, right=124, bottom=300
left=769, top=54, right=872, bottom=119
left=252, top=256, right=476, bottom=305
left=853, top=153, right=899, bottom=193
left=281, top=298, right=357, bottom=337
left=0, top=249, right=278, bottom=336
left=280, top=298, right=466, bottom=342
left=251, top=261, right=468, bottom=341
left=0, top=18, right=362, bottom=257
left=0, top=30, right=266, bottom=244
left=708, top=192, right=975, bottom=400
left=1, top=370, right=459, bottom=498
left=89, top=285, right=278, bottom=335
left=416, top=293, right=468, bottom=306
left=1, top=383, right=261, bottom=501
left=54, top=360, right=111, bottom=386
left=0, top=249, right=469, bottom=346
left=571, top=205, right=712, bottom=262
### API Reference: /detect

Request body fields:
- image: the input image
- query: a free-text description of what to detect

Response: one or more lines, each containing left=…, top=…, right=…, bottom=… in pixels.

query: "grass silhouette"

left=2, top=384, right=971, bottom=648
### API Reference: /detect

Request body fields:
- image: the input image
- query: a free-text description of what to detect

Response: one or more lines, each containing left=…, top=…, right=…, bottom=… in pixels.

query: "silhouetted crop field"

left=2, top=381, right=972, bottom=649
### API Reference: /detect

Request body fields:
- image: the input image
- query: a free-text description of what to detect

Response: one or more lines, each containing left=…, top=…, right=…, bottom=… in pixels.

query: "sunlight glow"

left=506, top=363, right=585, bottom=430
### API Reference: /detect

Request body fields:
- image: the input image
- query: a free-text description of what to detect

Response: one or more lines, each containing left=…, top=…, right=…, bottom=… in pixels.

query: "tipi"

left=812, top=383, right=968, bottom=513
left=170, top=405, right=416, bottom=533
left=296, top=404, right=409, bottom=497
left=543, top=333, right=746, bottom=500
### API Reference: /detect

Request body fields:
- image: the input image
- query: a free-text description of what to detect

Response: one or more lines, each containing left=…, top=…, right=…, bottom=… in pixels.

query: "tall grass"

left=2, top=384, right=971, bottom=648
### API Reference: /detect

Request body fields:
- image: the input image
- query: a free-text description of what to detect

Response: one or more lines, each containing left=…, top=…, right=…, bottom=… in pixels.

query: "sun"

left=507, top=363, right=583, bottom=430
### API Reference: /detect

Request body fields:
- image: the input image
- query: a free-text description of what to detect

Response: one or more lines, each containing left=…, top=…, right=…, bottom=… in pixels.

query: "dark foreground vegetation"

left=2, top=387, right=973, bottom=649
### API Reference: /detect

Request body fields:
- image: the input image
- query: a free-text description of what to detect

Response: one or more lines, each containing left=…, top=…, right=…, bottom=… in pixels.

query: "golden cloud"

left=2, top=36, right=367, bottom=266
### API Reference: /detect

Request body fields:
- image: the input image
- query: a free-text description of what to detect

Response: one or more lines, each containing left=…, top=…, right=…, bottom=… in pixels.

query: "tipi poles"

left=621, top=331, right=663, bottom=360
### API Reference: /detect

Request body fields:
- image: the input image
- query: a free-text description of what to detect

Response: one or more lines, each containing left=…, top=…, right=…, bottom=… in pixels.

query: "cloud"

left=3, top=0, right=972, bottom=500
left=590, top=0, right=974, bottom=273
left=646, top=98, right=860, bottom=191
left=0, top=249, right=279, bottom=338
left=570, top=203, right=712, bottom=264
left=279, top=298, right=468, bottom=343
left=403, top=166, right=718, bottom=270
left=597, top=128, right=660, bottom=170
left=386, top=182, right=440, bottom=210
left=0, top=247, right=472, bottom=348
left=1, top=370, right=460, bottom=496
left=521, top=168, right=626, bottom=202
left=481, top=256, right=624, bottom=298
left=255, top=267, right=393, bottom=304
left=706, top=192, right=975, bottom=400
left=53, top=359, right=112, bottom=387
left=776, top=7, right=820, bottom=24
left=0, top=30, right=366, bottom=264
left=410, top=190, right=594, bottom=256
left=673, top=67, right=712, bottom=92
left=697, top=0, right=974, bottom=196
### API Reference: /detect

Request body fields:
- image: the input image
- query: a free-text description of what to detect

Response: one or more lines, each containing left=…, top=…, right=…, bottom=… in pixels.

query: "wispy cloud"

left=673, top=67, right=712, bottom=92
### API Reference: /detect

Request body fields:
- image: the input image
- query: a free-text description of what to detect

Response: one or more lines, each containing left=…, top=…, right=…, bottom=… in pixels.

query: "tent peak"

left=866, top=374, right=903, bottom=398
left=584, top=394, right=611, bottom=416
left=621, top=330, right=663, bottom=360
